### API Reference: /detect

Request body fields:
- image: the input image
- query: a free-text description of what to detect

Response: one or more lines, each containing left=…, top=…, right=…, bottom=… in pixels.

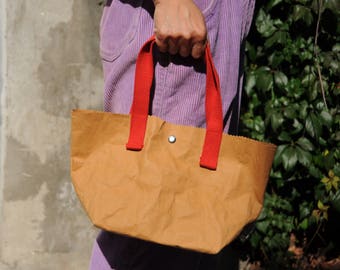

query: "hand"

left=153, top=0, right=207, bottom=59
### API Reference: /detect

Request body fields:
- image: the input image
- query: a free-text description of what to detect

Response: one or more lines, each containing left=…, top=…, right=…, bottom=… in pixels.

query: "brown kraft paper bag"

left=71, top=36, right=277, bottom=254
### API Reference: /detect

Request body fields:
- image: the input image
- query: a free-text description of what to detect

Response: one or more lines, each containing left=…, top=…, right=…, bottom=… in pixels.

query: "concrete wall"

left=0, top=0, right=104, bottom=269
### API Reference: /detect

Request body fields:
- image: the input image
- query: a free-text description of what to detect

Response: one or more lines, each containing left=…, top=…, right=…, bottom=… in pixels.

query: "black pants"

left=97, top=231, right=240, bottom=270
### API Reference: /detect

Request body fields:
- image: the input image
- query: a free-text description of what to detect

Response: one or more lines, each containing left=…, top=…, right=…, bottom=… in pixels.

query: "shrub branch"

left=314, top=0, right=328, bottom=110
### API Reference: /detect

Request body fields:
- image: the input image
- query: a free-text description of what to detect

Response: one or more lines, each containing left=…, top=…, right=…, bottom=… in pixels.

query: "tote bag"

left=71, top=36, right=276, bottom=254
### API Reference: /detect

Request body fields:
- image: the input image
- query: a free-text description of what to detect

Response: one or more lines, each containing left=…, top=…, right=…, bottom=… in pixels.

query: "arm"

left=153, top=0, right=207, bottom=59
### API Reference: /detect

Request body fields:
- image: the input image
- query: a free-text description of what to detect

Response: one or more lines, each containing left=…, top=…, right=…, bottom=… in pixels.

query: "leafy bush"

left=240, top=0, right=340, bottom=268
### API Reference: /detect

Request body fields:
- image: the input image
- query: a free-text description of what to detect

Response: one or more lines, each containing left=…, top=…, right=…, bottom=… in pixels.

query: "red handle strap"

left=126, top=36, right=223, bottom=170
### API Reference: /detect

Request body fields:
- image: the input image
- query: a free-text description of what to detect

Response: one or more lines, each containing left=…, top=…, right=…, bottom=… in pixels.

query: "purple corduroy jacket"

left=101, top=0, right=255, bottom=134
left=91, top=0, right=256, bottom=269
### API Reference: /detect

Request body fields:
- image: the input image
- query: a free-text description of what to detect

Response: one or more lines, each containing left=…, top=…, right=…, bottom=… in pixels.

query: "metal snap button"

left=168, top=135, right=176, bottom=143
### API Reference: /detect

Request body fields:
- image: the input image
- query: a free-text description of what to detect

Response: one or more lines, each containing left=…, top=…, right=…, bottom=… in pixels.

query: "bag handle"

left=126, top=36, right=223, bottom=170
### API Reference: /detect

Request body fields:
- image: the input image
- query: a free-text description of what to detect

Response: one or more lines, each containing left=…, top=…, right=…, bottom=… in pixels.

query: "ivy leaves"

left=241, top=0, right=340, bottom=266
left=273, top=137, right=314, bottom=171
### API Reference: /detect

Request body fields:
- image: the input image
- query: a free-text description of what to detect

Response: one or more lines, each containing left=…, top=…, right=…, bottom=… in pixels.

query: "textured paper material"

left=71, top=110, right=276, bottom=254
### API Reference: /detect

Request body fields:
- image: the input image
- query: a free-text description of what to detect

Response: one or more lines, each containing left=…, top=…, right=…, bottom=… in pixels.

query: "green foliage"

left=241, top=0, right=340, bottom=267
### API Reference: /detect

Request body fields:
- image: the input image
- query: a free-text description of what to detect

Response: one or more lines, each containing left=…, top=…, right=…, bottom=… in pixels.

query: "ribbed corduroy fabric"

left=90, top=0, right=255, bottom=269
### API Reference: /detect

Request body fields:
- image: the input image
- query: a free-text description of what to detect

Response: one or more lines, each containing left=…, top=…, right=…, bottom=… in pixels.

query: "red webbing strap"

left=199, top=45, right=223, bottom=170
left=126, top=37, right=223, bottom=170
left=126, top=37, right=155, bottom=150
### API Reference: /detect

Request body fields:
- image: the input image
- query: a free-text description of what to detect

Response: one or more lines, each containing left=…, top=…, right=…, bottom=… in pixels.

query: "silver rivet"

left=168, top=135, right=176, bottom=143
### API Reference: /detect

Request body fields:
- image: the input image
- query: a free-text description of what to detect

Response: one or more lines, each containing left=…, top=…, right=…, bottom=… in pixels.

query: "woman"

left=90, top=0, right=255, bottom=269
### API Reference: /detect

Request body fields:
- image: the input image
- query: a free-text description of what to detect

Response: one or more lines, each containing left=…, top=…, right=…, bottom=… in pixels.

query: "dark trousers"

left=97, top=231, right=240, bottom=270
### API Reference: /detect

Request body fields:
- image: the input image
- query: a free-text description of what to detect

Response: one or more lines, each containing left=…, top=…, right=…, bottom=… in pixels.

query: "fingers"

left=191, top=39, right=207, bottom=59
left=155, top=35, right=168, bottom=53
left=178, top=38, right=191, bottom=58
left=168, top=38, right=179, bottom=55
left=154, top=34, right=207, bottom=59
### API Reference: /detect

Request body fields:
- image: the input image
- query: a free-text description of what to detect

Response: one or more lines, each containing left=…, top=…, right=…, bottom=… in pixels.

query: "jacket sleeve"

left=241, top=0, right=256, bottom=40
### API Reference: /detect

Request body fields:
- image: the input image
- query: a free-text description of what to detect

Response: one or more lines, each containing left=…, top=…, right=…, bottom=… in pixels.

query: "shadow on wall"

left=38, top=0, right=104, bottom=117
left=2, top=0, right=104, bottom=265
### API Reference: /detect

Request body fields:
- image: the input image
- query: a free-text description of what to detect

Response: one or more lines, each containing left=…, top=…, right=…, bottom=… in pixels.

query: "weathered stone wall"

left=0, top=1, right=103, bottom=268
